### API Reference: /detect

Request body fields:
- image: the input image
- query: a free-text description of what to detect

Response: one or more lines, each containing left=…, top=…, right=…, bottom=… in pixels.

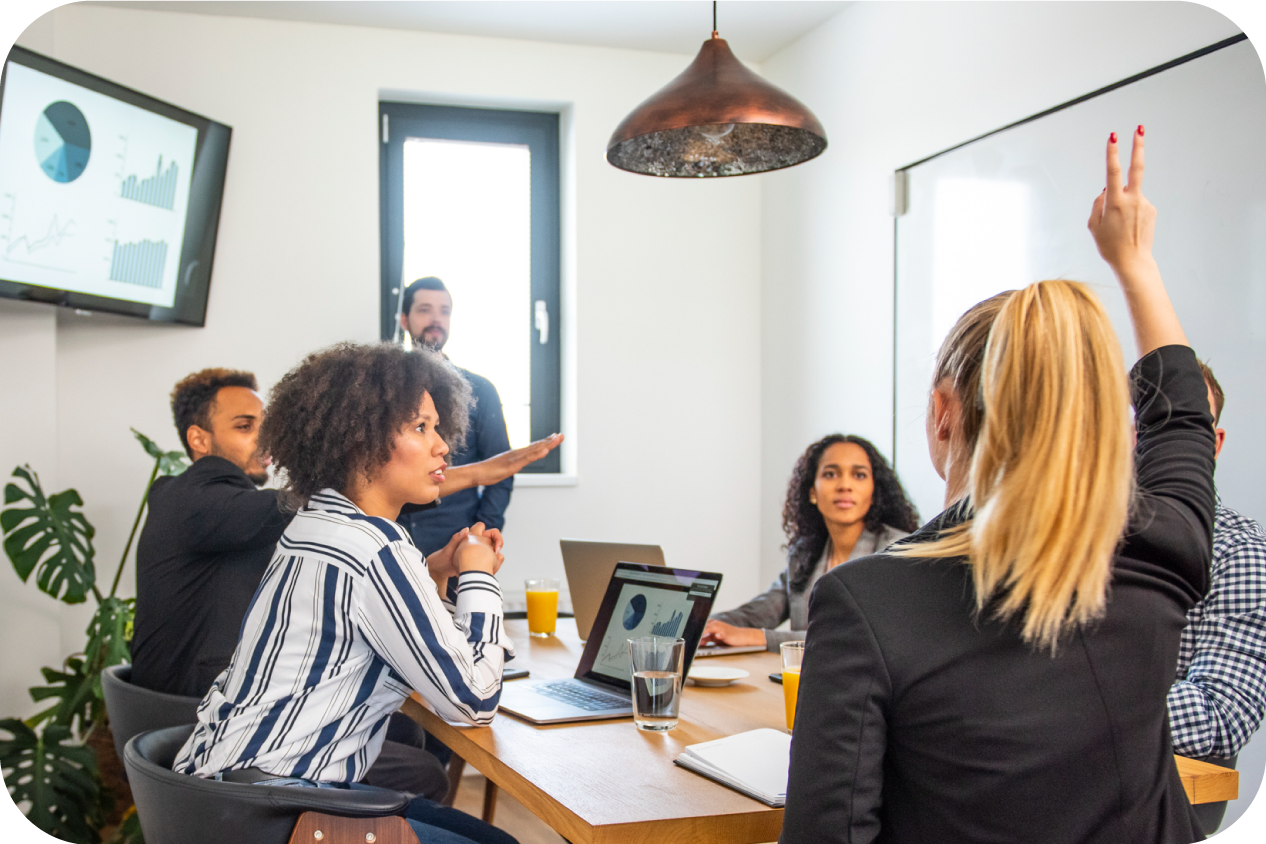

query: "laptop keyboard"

left=532, top=681, right=628, bottom=711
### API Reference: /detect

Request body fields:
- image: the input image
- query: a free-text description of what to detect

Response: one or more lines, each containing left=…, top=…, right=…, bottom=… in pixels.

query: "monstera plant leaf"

left=28, top=657, right=97, bottom=736
left=0, top=719, right=101, bottom=843
left=2, top=466, right=97, bottom=604
left=86, top=597, right=134, bottom=672
left=131, top=429, right=189, bottom=477
left=85, top=597, right=135, bottom=700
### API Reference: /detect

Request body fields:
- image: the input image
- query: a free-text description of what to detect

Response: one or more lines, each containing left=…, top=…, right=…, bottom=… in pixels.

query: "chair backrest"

left=124, top=726, right=410, bottom=844
left=288, top=812, right=416, bottom=844
left=100, top=664, right=201, bottom=767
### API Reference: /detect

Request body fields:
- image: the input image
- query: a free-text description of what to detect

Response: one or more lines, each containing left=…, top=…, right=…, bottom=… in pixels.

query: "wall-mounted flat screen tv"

left=0, top=47, right=230, bottom=325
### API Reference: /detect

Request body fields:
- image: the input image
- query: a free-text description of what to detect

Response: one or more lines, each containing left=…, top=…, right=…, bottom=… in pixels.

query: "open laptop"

left=560, top=539, right=666, bottom=640
left=499, top=562, right=722, bottom=724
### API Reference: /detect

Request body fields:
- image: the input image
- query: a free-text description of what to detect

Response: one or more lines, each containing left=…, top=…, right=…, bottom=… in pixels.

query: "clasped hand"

left=427, top=522, right=504, bottom=581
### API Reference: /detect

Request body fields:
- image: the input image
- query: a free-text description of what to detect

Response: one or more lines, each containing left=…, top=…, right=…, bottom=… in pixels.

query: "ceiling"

left=95, top=1, right=852, bottom=62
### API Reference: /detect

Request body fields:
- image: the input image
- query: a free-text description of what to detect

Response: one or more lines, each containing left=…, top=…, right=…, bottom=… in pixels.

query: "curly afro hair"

left=259, top=343, right=472, bottom=508
left=783, top=434, right=921, bottom=593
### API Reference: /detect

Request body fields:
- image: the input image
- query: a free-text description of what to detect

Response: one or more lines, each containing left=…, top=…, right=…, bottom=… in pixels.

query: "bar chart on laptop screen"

left=594, top=584, right=695, bottom=677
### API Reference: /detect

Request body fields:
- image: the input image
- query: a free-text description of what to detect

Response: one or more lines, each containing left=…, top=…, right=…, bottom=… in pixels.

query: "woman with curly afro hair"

left=702, top=434, right=919, bottom=652
left=174, top=343, right=519, bottom=844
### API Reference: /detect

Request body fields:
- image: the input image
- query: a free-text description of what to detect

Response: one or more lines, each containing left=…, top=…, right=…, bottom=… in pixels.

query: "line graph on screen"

left=0, top=193, right=75, bottom=272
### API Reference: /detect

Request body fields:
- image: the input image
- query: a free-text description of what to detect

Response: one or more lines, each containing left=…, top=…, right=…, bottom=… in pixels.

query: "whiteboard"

left=894, top=35, right=1266, bottom=831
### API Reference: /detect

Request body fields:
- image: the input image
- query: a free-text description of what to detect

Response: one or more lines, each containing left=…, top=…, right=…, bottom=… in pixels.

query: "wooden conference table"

left=405, top=618, right=1238, bottom=844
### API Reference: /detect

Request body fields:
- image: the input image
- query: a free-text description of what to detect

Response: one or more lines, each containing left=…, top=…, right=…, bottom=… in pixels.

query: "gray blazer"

left=711, top=523, right=910, bottom=652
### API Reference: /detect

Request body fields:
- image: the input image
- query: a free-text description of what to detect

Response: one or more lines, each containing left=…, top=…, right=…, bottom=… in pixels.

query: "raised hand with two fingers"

left=1086, top=125, right=1187, bottom=355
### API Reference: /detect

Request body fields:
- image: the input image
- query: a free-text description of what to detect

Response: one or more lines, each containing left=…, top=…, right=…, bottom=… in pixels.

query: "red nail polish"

left=1137, top=124, right=1145, bottom=136
left=1110, top=132, right=1117, bottom=144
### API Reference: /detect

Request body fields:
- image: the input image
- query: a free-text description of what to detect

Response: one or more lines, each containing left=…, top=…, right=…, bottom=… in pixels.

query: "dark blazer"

left=781, top=345, right=1216, bottom=844
left=131, top=456, right=291, bottom=697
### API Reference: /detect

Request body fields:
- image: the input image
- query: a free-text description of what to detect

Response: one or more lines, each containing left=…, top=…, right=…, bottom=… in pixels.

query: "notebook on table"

left=673, top=728, right=791, bottom=807
left=498, top=562, right=721, bottom=724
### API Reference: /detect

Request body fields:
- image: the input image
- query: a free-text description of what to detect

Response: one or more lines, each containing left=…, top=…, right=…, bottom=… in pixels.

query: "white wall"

left=758, top=0, right=1259, bottom=834
left=0, top=4, right=764, bottom=724
left=0, top=300, right=65, bottom=719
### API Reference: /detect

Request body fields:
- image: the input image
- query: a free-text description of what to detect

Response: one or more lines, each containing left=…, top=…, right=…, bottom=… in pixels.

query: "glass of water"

left=628, top=636, right=685, bottom=732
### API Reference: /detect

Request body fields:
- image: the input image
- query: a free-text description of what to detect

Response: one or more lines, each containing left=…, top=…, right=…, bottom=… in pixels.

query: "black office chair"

left=124, top=725, right=411, bottom=844
left=100, top=664, right=201, bottom=771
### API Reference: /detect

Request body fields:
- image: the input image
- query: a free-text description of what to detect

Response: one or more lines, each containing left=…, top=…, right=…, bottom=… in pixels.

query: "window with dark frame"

left=379, top=102, right=561, bottom=473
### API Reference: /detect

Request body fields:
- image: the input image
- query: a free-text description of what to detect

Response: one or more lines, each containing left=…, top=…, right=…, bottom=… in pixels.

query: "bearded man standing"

left=397, top=277, right=521, bottom=556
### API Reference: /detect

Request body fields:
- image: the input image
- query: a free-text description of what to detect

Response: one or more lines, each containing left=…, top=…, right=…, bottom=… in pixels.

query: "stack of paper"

left=673, top=728, right=791, bottom=807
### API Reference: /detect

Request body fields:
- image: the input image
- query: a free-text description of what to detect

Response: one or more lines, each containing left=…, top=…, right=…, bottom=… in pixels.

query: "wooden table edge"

left=403, top=695, right=785, bottom=844
left=404, top=695, right=596, bottom=843
left=1175, top=754, right=1240, bottom=804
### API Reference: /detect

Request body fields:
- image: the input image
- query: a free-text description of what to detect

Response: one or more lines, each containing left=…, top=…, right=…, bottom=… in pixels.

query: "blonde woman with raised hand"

left=781, top=127, right=1216, bottom=844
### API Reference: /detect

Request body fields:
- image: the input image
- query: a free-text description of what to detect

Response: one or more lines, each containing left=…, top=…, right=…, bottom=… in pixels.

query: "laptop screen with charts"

left=559, top=539, right=666, bottom=640
left=498, top=563, right=722, bottom=725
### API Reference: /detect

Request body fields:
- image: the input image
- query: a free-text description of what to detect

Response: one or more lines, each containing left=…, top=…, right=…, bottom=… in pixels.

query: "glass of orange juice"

left=780, top=641, right=805, bottom=732
left=525, top=578, right=559, bottom=638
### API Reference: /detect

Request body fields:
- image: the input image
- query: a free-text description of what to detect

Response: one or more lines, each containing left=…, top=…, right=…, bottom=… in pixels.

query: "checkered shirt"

left=1168, top=500, right=1266, bottom=758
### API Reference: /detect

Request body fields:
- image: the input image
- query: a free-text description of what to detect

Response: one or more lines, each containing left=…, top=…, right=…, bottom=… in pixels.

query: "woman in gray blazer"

left=702, top=434, right=920, bottom=652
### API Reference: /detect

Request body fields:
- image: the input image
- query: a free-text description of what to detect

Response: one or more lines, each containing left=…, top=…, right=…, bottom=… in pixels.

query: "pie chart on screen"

left=623, top=594, right=647, bottom=630
left=35, top=101, right=91, bottom=183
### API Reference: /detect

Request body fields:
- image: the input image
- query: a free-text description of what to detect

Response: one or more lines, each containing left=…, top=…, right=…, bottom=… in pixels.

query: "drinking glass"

left=628, top=636, right=685, bottom=731
left=781, top=641, right=805, bottom=732
left=525, top=578, right=559, bottom=637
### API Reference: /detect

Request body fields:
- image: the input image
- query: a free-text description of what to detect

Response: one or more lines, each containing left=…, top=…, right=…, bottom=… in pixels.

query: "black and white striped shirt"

left=173, top=489, right=513, bottom=782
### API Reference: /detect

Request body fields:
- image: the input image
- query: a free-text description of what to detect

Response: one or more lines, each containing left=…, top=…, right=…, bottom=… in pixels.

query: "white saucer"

left=687, top=666, right=750, bottom=687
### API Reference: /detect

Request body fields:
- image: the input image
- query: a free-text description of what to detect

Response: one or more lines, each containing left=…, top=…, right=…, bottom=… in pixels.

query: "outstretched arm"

left=1087, top=126, right=1188, bottom=356
left=436, top=434, right=564, bottom=496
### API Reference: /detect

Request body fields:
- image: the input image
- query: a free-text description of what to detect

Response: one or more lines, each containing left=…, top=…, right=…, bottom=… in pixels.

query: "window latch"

left=534, top=300, right=550, bottom=345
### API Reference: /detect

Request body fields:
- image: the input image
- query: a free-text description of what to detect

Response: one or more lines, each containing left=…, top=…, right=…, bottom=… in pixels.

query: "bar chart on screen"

left=108, top=237, right=167, bottom=289
left=120, top=155, right=179, bottom=210
left=651, top=610, right=685, bottom=638
left=0, top=62, right=197, bottom=307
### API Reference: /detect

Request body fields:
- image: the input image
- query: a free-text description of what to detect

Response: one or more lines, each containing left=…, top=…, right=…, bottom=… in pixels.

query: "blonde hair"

left=898, top=280, right=1134, bottom=651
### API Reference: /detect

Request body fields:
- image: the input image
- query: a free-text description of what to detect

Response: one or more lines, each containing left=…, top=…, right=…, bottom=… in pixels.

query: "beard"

left=210, top=441, right=270, bottom=487
left=414, top=324, right=448, bottom=351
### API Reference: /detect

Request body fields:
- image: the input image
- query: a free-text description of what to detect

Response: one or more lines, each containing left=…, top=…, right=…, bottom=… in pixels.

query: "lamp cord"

left=713, top=1, right=717, bottom=34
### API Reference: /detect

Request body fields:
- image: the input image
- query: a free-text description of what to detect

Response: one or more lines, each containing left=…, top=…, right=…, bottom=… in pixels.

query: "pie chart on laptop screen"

left=623, top=594, right=647, bottom=630
left=35, top=100, right=91, bottom=183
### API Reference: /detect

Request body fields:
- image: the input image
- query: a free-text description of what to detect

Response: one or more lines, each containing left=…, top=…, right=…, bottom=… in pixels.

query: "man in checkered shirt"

left=1167, top=361, right=1266, bottom=833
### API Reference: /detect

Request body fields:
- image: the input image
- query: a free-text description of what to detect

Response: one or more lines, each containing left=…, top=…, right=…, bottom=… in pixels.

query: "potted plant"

left=0, top=431, right=189, bottom=843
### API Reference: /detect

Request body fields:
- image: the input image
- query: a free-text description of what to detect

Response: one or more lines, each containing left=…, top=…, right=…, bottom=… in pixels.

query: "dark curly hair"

left=170, top=368, right=258, bottom=458
left=259, top=343, right=472, bottom=508
left=783, top=434, right=920, bottom=592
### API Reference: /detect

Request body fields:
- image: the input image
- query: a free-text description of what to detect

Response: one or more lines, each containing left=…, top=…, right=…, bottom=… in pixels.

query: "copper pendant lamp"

left=606, top=2, right=827, bottom=177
